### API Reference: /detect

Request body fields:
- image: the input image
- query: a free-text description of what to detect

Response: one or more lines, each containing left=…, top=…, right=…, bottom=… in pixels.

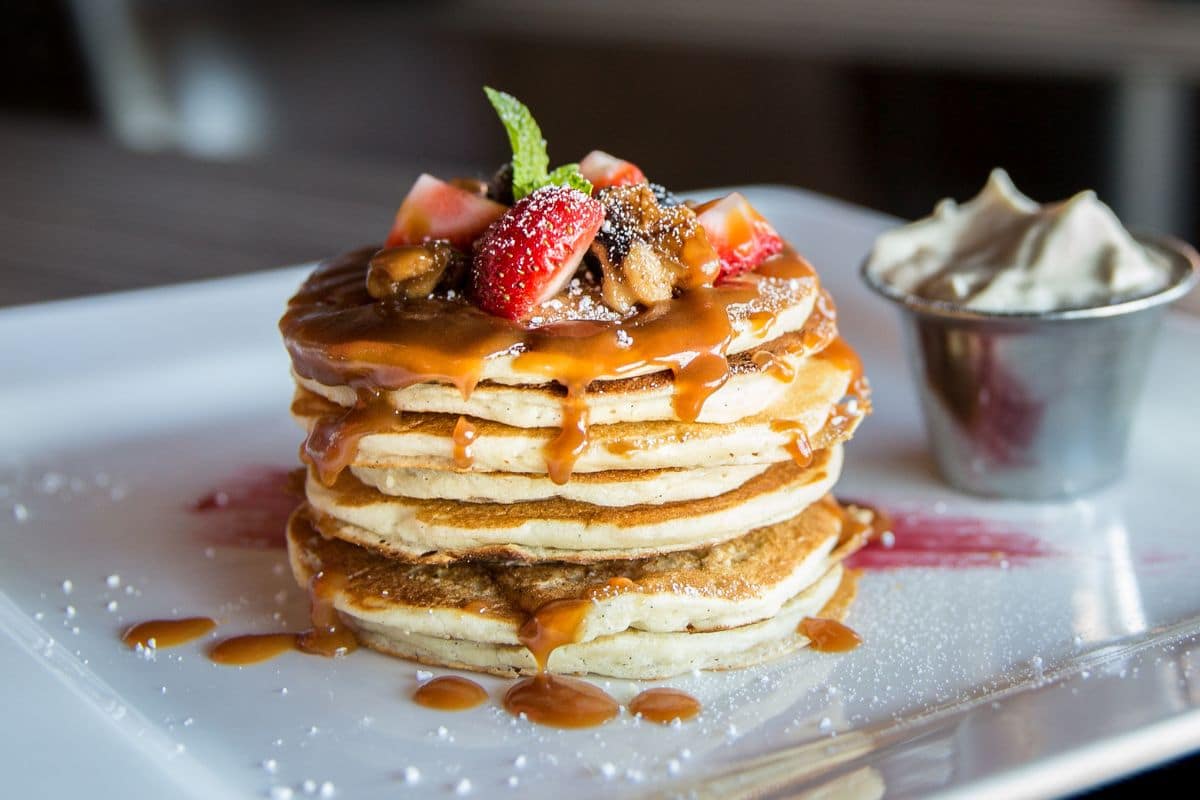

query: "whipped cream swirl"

left=865, top=169, right=1172, bottom=312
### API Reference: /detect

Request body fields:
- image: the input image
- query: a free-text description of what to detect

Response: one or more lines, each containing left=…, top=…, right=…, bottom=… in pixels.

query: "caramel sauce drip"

left=628, top=688, right=702, bottom=724
left=122, top=617, right=215, bottom=650
left=516, top=289, right=745, bottom=482
left=752, top=350, right=796, bottom=383
left=516, top=598, right=591, bottom=672
left=771, top=419, right=814, bottom=467
left=413, top=676, right=488, bottom=711
left=798, top=617, right=862, bottom=652
left=545, top=391, right=589, bottom=485
left=303, top=390, right=400, bottom=486
left=605, top=440, right=639, bottom=457
left=209, top=633, right=298, bottom=665
left=206, top=569, right=360, bottom=666
left=451, top=416, right=478, bottom=469
left=281, top=247, right=819, bottom=484
left=801, top=290, right=839, bottom=353
left=503, top=597, right=619, bottom=728
left=297, top=570, right=359, bottom=657
left=783, top=435, right=814, bottom=467
left=747, top=310, right=776, bottom=336
left=812, top=336, right=864, bottom=385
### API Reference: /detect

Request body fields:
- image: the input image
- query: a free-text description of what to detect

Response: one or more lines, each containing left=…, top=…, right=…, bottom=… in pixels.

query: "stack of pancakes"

left=282, top=247, right=873, bottom=679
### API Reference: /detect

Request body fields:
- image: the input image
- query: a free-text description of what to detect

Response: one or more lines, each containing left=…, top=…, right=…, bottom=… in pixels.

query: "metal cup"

left=861, top=236, right=1199, bottom=499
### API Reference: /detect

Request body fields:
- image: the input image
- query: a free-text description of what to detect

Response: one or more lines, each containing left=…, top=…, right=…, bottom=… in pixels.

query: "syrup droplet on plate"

left=122, top=617, right=216, bottom=649
left=503, top=674, right=619, bottom=729
left=629, top=688, right=701, bottom=724
left=413, top=676, right=488, bottom=711
left=209, top=633, right=298, bottom=665
left=798, top=617, right=862, bottom=652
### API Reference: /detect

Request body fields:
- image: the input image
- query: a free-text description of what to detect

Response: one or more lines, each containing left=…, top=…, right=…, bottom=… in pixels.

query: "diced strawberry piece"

left=694, top=192, right=784, bottom=278
left=579, top=150, right=647, bottom=190
left=471, top=186, right=605, bottom=321
left=386, top=174, right=507, bottom=251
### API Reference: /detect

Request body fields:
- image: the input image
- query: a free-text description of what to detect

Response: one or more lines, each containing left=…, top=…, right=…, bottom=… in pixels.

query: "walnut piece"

left=366, top=242, right=463, bottom=301
left=592, top=185, right=721, bottom=313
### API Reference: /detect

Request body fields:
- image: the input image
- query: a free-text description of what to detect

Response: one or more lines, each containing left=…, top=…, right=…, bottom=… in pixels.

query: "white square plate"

left=2, top=187, right=1199, bottom=799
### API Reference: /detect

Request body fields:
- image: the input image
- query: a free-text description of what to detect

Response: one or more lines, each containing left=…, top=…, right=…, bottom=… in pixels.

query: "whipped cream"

left=865, top=169, right=1173, bottom=312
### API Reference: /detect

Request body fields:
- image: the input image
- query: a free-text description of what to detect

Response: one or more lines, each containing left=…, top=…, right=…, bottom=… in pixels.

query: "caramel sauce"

left=516, top=598, right=591, bottom=672
left=629, top=688, right=701, bottom=724
left=812, top=336, right=864, bottom=385
left=801, top=290, right=839, bottom=353
left=502, top=597, right=620, bottom=728
left=747, top=310, right=776, bottom=336
left=206, top=569, right=360, bottom=666
left=209, top=633, right=298, bottom=665
left=582, top=576, right=639, bottom=599
left=605, top=440, right=639, bottom=457
left=297, top=570, right=359, bottom=657
left=503, top=674, right=620, bottom=728
left=752, top=350, right=796, bottom=382
left=451, top=416, right=478, bottom=469
left=783, top=435, right=814, bottom=467
left=413, top=676, right=488, bottom=711
left=460, top=599, right=491, bottom=615
left=122, top=617, right=215, bottom=649
left=798, top=617, right=862, bottom=652
left=281, top=247, right=819, bottom=484
left=771, top=419, right=814, bottom=467
left=303, top=390, right=401, bottom=486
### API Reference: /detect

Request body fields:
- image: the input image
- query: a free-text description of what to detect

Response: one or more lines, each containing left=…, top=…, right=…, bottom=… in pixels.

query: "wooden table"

left=3, top=115, right=1196, bottom=315
left=0, top=115, right=470, bottom=307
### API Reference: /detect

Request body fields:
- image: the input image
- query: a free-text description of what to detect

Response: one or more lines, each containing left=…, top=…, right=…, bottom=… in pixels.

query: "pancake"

left=304, top=446, right=843, bottom=563
left=351, top=462, right=771, bottom=507
left=286, top=499, right=869, bottom=679
left=292, top=356, right=864, bottom=476
left=281, top=247, right=822, bottom=392
left=294, top=333, right=822, bottom=429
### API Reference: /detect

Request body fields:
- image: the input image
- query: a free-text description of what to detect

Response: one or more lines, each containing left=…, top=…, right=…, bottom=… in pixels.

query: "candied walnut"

left=366, top=242, right=464, bottom=301
left=594, top=240, right=674, bottom=312
left=591, top=185, right=721, bottom=311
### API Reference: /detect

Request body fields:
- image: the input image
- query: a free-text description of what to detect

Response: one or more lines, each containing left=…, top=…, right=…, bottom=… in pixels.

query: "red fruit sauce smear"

left=846, top=504, right=1055, bottom=570
left=190, top=466, right=301, bottom=549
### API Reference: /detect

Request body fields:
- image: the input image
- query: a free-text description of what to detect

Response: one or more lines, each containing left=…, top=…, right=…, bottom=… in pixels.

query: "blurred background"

left=1, top=0, right=1198, bottom=309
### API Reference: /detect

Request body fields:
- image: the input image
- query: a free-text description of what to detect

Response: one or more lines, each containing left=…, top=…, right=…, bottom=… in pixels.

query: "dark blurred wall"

left=2, top=1, right=1197, bottom=242
left=0, top=0, right=94, bottom=118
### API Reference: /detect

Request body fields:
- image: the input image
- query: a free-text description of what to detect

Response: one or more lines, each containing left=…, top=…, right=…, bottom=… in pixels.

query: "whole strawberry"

left=471, top=186, right=605, bottom=321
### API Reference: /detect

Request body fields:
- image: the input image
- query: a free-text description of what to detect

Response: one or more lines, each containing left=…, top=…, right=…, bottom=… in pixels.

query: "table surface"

left=0, top=115, right=470, bottom=308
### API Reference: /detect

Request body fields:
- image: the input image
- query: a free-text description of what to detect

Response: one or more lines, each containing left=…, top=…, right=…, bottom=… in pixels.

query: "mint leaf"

left=484, top=87, right=548, bottom=201
left=484, top=87, right=594, bottom=200
left=546, top=163, right=593, bottom=196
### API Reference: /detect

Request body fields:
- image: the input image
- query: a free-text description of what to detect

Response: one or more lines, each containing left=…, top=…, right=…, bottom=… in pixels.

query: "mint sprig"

left=484, top=87, right=592, bottom=200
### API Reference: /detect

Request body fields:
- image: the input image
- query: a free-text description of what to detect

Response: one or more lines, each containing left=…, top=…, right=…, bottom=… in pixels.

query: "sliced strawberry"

left=694, top=192, right=784, bottom=279
left=579, top=150, right=646, bottom=190
left=386, top=174, right=507, bottom=251
left=471, top=186, right=605, bottom=321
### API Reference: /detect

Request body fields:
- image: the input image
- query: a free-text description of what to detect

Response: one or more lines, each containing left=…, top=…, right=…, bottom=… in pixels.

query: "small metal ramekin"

left=861, top=235, right=1199, bottom=499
